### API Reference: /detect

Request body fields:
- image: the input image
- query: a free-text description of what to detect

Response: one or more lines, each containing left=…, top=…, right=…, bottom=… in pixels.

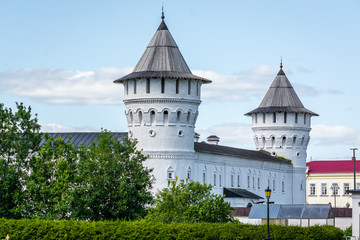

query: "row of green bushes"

left=0, top=218, right=343, bottom=240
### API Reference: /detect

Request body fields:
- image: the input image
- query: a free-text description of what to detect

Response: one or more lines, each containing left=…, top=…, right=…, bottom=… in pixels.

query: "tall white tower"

left=114, top=12, right=211, bottom=191
left=245, top=63, right=318, bottom=203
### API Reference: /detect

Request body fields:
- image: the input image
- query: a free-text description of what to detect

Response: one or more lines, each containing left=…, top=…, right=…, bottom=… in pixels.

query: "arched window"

left=231, top=175, right=234, bottom=187
left=177, top=111, right=182, bottom=123
left=271, top=136, right=275, bottom=148
left=293, top=136, right=297, bottom=146
left=167, top=166, right=174, bottom=180
left=138, top=111, right=143, bottom=125
left=273, top=179, right=276, bottom=191
left=219, top=175, right=222, bottom=187
left=262, top=137, right=266, bottom=148
left=163, top=110, right=169, bottom=125
left=187, top=111, right=191, bottom=124
left=203, top=166, right=207, bottom=184
left=237, top=174, right=240, bottom=187
left=301, top=136, right=305, bottom=146
left=247, top=175, right=250, bottom=188
left=214, top=173, right=217, bottom=186
left=282, top=136, right=286, bottom=147
left=150, top=110, right=155, bottom=125
left=129, top=111, right=133, bottom=124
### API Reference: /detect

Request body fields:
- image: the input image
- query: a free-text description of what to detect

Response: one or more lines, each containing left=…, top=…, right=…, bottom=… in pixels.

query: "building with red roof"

left=306, top=160, right=360, bottom=207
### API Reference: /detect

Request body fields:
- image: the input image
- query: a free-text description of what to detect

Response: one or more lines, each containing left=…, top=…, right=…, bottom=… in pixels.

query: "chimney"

left=194, top=132, right=200, bottom=142
left=207, top=135, right=220, bottom=145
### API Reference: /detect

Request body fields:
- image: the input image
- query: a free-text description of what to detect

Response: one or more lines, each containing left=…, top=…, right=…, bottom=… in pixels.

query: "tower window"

left=304, top=114, right=307, bottom=124
left=255, top=114, right=258, bottom=124
left=138, top=111, right=143, bottom=125
left=196, top=81, right=199, bottom=96
left=150, top=110, right=155, bottom=125
left=295, top=113, right=298, bottom=123
left=146, top=78, right=150, bottom=93
left=188, top=80, right=191, bottom=95
left=167, top=166, right=174, bottom=180
left=263, top=113, right=266, bottom=123
left=161, top=77, right=165, bottom=93
left=273, top=112, right=276, bottom=123
left=134, top=80, right=137, bottom=94
left=163, top=110, right=169, bottom=125
left=284, top=112, right=287, bottom=123
left=187, top=111, right=191, bottom=124
left=176, top=79, right=179, bottom=94
left=258, top=177, right=260, bottom=189
left=282, top=136, right=286, bottom=147
left=177, top=111, right=182, bottom=123
left=125, top=82, right=129, bottom=95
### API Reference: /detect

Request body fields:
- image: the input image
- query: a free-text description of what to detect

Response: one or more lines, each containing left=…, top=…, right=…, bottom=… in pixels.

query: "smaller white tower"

left=245, top=62, right=318, bottom=204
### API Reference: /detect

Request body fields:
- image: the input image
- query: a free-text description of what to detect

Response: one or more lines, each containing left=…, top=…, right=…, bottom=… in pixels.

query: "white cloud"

left=196, top=122, right=254, bottom=148
left=311, top=124, right=360, bottom=146
left=0, top=64, right=321, bottom=105
left=40, top=122, right=98, bottom=132
left=0, top=67, right=132, bottom=104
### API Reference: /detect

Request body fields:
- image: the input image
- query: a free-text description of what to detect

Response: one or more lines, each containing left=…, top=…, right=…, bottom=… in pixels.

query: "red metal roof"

left=306, top=160, right=360, bottom=174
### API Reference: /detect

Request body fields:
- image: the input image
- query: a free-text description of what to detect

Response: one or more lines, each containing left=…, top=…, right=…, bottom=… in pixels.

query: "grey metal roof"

left=194, top=142, right=292, bottom=164
left=224, top=188, right=263, bottom=199
left=41, top=132, right=127, bottom=147
left=114, top=15, right=211, bottom=83
left=248, top=204, right=334, bottom=219
left=245, top=67, right=318, bottom=116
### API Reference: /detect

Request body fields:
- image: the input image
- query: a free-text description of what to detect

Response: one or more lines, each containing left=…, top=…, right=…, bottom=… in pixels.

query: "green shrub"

left=0, top=218, right=343, bottom=240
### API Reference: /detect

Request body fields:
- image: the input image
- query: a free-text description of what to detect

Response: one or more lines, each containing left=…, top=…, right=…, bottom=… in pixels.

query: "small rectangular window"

left=176, top=79, right=179, bottom=94
left=219, top=175, right=222, bottom=187
left=252, top=177, right=255, bottom=189
left=321, top=183, right=327, bottom=195
left=273, top=112, right=276, bottom=123
left=188, top=80, right=191, bottom=95
left=258, top=177, right=260, bottom=189
left=125, top=82, right=129, bottom=95
left=231, top=175, right=234, bottom=187
left=247, top=176, right=250, bottom=188
left=273, top=180, right=276, bottom=191
left=161, top=77, right=165, bottom=93
left=134, top=80, right=137, bottom=94
left=344, top=183, right=350, bottom=195
left=282, top=181, right=285, bottom=192
left=263, top=113, right=266, bottom=123
left=310, top=183, right=316, bottom=195
left=295, top=113, right=298, bottom=123
left=214, top=174, right=217, bottom=186
left=284, top=112, right=287, bottom=123
left=237, top=175, right=240, bottom=187
left=255, top=114, right=258, bottom=124
left=203, top=173, right=206, bottom=184
left=146, top=78, right=150, bottom=93
left=304, top=114, right=307, bottom=124
left=196, top=81, right=199, bottom=96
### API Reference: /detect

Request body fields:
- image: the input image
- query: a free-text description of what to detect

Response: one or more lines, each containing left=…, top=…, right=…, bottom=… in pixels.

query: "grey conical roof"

left=114, top=16, right=211, bottom=83
left=245, top=66, right=318, bottom=116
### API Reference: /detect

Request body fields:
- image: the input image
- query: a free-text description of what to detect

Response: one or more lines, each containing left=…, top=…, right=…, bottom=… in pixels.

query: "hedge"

left=0, top=218, right=343, bottom=240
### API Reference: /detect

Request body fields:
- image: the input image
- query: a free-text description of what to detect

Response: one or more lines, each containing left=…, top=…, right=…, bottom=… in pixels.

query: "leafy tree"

left=146, top=178, right=234, bottom=223
left=21, top=134, right=79, bottom=219
left=0, top=103, right=42, bottom=218
left=70, top=131, right=154, bottom=221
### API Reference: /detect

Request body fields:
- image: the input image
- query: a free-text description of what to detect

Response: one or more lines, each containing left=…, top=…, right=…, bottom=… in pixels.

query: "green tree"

left=146, top=179, right=234, bottom=223
left=0, top=103, right=42, bottom=218
left=70, top=131, right=154, bottom=221
left=21, top=134, right=79, bottom=219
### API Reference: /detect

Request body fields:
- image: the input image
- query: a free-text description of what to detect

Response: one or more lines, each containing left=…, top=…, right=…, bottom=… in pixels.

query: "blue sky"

left=1, top=1, right=360, bottom=160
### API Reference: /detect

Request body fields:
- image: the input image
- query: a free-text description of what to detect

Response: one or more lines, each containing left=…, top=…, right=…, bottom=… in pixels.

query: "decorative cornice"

left=124, top=98, right=201, bottom=105
left=252, top=126, right=311, bottom=131
left=145, top=153, right=197, bottom=160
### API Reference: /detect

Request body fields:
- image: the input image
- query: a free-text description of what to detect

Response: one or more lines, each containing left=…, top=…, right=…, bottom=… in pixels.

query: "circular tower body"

left=114, top=15, right=211, bottom=191
left=245, top=65, right=318, bottom=204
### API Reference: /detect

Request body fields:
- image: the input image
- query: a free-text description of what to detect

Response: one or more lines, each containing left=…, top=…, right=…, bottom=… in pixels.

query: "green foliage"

left=0, top=102, right=42, bottom=219
left=146, top=179, right=234, bottom=223
left=343, top=225, right=352, bottom=237
left=0, top=103, right=153, bottom=221
left=0, top=218, right=344, bottom=240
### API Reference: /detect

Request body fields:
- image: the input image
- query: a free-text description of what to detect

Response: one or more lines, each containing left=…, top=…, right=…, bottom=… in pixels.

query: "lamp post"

left=351, top=148, right=358, bottom=190
left=265, top=187, right=272, bottom=240
left=330, top=184, right=339, bottom=208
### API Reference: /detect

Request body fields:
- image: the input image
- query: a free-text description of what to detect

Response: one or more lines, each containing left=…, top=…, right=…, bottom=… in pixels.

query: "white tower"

left=114, top=12, right=211, bottom=191
left=245, top=63, right=318, bottom=203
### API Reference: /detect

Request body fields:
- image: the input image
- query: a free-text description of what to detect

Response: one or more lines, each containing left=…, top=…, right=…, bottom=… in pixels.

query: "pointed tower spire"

left=114, top=11, right=210, bottom=83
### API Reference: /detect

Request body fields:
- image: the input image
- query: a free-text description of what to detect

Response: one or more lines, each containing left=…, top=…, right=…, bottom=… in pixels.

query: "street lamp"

left=330, top=184, right=339, bottom=208
left=265, top=187, right=272, bottom=240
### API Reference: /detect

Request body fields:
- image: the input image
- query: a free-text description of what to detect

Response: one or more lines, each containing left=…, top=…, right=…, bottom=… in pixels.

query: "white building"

left=112, top=12, right=318, bottom=207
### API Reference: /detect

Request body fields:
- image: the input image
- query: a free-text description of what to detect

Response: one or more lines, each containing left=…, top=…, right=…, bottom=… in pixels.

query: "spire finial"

left=161, top=4, right=165, bottom=20
left=280, top=56, right=283, bottom=69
